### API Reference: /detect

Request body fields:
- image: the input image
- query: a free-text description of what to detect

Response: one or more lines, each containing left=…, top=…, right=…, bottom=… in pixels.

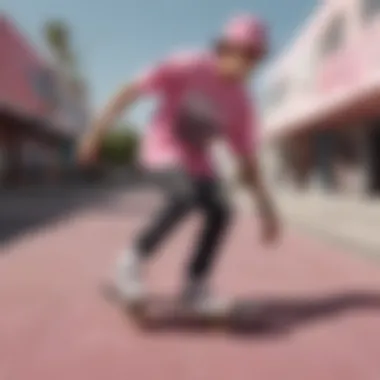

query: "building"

left=0, top=14, right=89, bottom=185
left=262, top=0, right=380, bottom=194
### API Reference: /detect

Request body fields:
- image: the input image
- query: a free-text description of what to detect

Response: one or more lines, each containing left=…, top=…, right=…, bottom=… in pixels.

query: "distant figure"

left=78, top=14, right=281, bottom=313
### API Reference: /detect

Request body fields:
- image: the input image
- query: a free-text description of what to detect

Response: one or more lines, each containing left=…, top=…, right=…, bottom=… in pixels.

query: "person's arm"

left=78, top=57, right=179, bottom=164
left=87, top=83, right=140, bottom=144
left=228, top=101, right=280, bottom=243
left=77, top=83, right=140, bottom=165
left=237, top=154, right=276, bottom=221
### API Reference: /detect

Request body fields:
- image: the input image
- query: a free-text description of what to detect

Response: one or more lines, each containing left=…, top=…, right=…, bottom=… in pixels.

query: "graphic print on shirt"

left=174, top=90, right=223, bottom=150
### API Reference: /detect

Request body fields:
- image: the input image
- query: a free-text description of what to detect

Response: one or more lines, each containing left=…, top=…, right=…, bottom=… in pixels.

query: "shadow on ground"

left=0, top=186, right=102, bottom=245
left=105, top=290, right=380, bottom=337
left=0, top=177, right=158, bottom=246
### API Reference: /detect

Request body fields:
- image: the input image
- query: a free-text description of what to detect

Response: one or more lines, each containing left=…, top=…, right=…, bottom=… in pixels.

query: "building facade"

left=0, top=14, right=89, bottom=185
left=262, top=0, right=380, bottom=194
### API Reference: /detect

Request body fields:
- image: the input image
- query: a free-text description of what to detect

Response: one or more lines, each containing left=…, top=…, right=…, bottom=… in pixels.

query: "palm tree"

left=43, top=20, right=75, bottom=70
left=43, top=19, right=86, bottom=101
left=43, top=19, right=88, bottom=174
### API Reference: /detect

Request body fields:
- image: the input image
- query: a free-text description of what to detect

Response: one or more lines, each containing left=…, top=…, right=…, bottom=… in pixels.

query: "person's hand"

left=77, top=135, right=99, bottom=167
left=260, top=208, right=281, bottom=246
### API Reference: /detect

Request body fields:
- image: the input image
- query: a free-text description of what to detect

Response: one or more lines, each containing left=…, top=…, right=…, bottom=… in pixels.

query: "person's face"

left=216, top=41, right=265, bottom=81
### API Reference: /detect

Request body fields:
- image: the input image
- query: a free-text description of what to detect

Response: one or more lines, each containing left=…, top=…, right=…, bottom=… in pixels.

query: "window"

left=362, top=0, right=380, bottom=22
left=30, top=68, right=59, bottom=106
left=319, top=15, right=345, bottom=58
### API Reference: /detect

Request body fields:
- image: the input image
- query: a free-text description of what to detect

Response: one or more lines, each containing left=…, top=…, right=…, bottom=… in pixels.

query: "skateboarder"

left=78, top=14, right=281, bottom=313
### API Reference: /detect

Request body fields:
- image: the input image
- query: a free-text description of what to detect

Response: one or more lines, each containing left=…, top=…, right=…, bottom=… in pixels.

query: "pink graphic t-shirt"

left=134, top=51, right=257, bottom=177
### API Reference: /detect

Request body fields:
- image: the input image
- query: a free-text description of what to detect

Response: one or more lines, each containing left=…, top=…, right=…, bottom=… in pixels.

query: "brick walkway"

left=0, top=187, right=380, bottom=380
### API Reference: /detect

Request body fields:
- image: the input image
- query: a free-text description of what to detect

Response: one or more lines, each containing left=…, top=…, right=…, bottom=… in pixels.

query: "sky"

left=2, top=0, right=316, bottom=126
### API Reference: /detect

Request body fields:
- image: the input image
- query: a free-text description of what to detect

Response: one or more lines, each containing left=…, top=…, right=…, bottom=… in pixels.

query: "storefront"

left=0, top=15, right=88, bottom=186
left=263, top=0, right=380, bottom=196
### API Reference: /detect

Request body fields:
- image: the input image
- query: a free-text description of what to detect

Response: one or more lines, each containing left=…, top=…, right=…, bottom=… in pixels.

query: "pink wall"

left=0, top=15, right=90, bottom=138
left=0, top=15, right=54, bottom=119
left=263, top=0, right=380, bottom=139
left=317, top=23, right=380, bottom=94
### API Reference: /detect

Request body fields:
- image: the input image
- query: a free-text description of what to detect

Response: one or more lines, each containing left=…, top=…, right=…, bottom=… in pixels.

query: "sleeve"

left=133, top=52, right=196, bottom=95
left=228, top=97, right=258, bottom=158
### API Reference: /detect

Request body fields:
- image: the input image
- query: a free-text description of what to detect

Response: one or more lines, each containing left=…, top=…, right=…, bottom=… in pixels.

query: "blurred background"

left=2, top=0, right=380, bottom=251
left=262, top=0, right=380, bottom=197
left=2, top=0, right=380, bottom=192
left=1, top=0, right=380, bottom=247
left=0, top=12, right=140, bottom=185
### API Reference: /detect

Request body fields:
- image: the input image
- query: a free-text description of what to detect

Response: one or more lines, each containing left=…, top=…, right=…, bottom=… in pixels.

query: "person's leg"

left=135, top=189, right=194, bottom=257
left=115, top=176, right=195, bottom=300
left=182, top=178, right=232, bottom=307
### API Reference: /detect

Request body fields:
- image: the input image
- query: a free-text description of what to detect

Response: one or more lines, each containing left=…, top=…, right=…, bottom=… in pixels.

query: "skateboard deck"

left=101, top=283, right=360, bottom=333
left=101, top=282, right=233, bottom=329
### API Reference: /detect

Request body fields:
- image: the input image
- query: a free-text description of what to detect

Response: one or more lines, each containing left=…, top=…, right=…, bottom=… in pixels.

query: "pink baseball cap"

left=220, top=14, right=269, bottom=54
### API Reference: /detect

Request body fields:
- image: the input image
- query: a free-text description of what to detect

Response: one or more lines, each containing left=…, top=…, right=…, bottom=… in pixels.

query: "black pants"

left=135, top=175, right=232, bottom=281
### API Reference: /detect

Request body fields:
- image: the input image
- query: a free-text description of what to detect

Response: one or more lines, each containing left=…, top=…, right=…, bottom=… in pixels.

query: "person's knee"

left=167, top=192, right=193, bottom=213
left=207, top=200, right=232, bottom=226
left=136, top=192, right=193, bottom=255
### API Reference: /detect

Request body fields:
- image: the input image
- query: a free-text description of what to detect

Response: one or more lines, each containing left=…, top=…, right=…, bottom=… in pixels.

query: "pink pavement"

left=0, top=190, right=380, bottom=380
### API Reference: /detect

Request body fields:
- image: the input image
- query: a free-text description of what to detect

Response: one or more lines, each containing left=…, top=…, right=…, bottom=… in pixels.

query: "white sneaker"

left=181, top=280, right=229, bottom=316
left=114, top=248, right=145, bottom=304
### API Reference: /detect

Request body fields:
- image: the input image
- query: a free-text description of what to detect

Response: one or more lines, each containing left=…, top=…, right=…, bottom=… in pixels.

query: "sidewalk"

left=276, top=189, right=380, bottom=257
left=1, top=187, right=380, bottom=380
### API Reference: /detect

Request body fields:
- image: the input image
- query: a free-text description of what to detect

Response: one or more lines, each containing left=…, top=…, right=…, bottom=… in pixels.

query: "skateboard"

left=101, top=282, right=232, bottom=329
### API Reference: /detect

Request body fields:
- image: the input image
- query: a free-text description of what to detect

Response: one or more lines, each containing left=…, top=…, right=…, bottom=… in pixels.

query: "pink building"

left=263, top=0, right=380, bottom=194
left=0, top=14, right=89, bottom=184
